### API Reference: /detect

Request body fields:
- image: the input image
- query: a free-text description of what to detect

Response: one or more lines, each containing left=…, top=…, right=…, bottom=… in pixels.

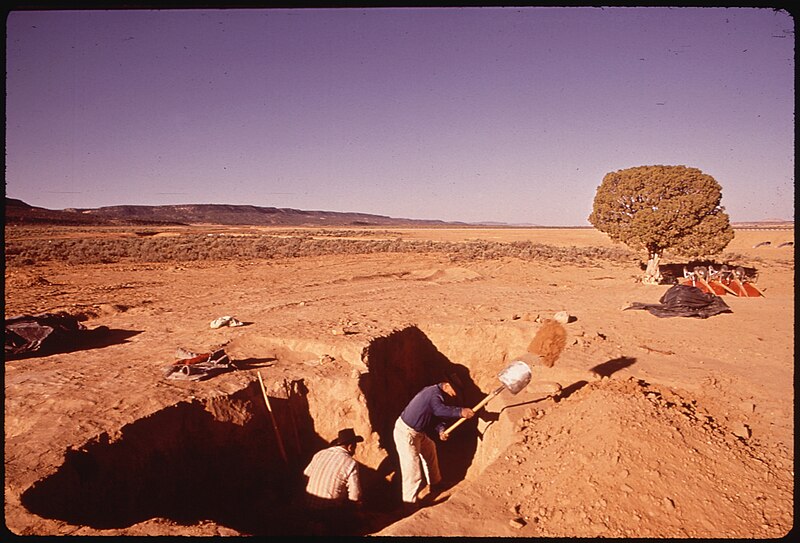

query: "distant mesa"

left=3, top=199, right=459, bottom=227
left=732, top=219, right=794, bottom=229
left=4, top=198, right=185, bottom=226
left=4, top=198, right=794, bottom=229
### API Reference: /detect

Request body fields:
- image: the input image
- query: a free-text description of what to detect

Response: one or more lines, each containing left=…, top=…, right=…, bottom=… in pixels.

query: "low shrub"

left=4, top=232, right=638, bottom=267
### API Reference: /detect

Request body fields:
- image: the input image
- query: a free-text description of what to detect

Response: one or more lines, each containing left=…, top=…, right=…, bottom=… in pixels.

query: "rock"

left=554, top=311, right=570, bottom=324
left=210, top=315, right=243, bottom=329
left=732, top=423, right=751, bottom=439
left=319, top=354, right=335, bottom=365
left=209, top=315, right=233, bottom=328
left=533, top=381, right=562, bottom=395
left=509, top=518, right=526, bottom=529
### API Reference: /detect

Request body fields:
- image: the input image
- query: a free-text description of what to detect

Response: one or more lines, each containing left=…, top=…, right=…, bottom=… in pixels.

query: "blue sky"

left=5, top=7, right=795, bottom=225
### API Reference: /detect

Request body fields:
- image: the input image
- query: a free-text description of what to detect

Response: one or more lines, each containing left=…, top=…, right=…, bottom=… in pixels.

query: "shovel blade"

left=498, top=360, right=532, bottom=395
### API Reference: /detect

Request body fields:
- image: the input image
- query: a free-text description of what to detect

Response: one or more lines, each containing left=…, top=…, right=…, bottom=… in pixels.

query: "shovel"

left=442, top=359, right=532, bottom=438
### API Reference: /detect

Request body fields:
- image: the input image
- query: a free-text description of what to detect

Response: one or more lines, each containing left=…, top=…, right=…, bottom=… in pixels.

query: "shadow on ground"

left=19, top=325, right=497, bottom=536
left=5, top=327, right=143, bottom=360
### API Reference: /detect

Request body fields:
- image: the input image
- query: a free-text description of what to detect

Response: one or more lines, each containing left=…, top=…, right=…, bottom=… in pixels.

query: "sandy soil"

left=3, top=226, right=794, bottom=537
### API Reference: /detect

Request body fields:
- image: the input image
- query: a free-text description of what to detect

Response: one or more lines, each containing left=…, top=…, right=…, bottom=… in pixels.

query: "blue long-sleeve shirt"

left=400, top=383, right=463, bottom=435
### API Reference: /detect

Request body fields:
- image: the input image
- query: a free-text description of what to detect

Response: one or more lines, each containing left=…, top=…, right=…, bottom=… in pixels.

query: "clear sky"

left=5, top=7, right=795, bottom=225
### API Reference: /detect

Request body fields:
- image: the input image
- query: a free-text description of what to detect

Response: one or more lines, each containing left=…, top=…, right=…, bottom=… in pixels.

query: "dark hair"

left=442, top=372, right=463, bottom=391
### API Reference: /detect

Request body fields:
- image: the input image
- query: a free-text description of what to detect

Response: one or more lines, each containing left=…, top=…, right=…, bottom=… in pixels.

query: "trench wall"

left=21, top=385, right=301, bottom=533
left=19, top=325, right=526, bottom=535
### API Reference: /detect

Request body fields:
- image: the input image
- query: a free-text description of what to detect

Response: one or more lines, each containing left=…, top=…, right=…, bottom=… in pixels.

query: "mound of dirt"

left=405, top=267, right=483, bottom=283
left=4, top=272, right=55, bottom=289
left=378, top=377, right=793, bottom=538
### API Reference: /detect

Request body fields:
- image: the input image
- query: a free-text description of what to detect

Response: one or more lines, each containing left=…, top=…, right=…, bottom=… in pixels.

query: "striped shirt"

left=303, top=445, right=362, bottom=508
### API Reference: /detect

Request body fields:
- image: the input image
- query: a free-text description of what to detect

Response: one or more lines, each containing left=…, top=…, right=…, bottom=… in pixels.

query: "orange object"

left=698, top=277, right=727, bottom=295
left=680, top=278, right=714, bottom=295
left=709, top=279, right=738, bottom=296
left=733, top=279, right=765, bottom=297
left=174, top=352, right=211, bottom=365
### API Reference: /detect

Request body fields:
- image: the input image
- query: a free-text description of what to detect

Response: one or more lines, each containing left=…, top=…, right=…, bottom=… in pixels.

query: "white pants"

left=393, top=416, right=442, bottom=503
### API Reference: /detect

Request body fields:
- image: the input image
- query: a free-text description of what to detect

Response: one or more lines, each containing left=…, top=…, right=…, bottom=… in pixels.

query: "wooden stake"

left=258, top=371, right=288, bottom=465
left=284, top=381, right=302, bottom=454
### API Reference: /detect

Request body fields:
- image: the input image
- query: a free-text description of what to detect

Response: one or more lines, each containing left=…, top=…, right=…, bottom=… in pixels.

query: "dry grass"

left=4, top=227, right=639, bottom=267
left=5, top=225, right=791, bottom=273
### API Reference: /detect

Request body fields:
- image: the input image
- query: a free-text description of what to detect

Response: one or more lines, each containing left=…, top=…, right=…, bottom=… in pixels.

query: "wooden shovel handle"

left=732, top=278, right=750, bottom=297
left=695, top=276, right=715, bottom=295
left=747, top=283, right=765, bottom=297
left=258, top=371, right=288, bottom=465
left=714, top=279, right=739, bottom=295
left=737, top=278, right=764, bottom=297
left=442, top=385, right=504, bottom=437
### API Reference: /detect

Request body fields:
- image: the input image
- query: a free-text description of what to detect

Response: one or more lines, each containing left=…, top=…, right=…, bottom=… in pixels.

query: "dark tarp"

left=5, top=312, right=101, bottom=359
left=624, top=284, right=733, bottom=319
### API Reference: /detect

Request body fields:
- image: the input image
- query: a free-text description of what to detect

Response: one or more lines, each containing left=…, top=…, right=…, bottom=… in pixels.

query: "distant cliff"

left=4, top=199, right=457, bottom=227
left=5, top=198, right=792, bottom=228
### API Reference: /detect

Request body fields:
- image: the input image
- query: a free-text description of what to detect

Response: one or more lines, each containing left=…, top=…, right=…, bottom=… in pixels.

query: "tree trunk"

left=643, top=251, right=662, bottom=285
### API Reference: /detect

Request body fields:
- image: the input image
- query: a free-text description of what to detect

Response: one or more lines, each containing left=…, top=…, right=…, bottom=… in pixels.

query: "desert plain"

left=3, top=224, right=795, bottom=537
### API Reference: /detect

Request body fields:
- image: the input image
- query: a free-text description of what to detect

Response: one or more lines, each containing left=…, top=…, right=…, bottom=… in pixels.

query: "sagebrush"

left=5, top=231, right=638, bottom=266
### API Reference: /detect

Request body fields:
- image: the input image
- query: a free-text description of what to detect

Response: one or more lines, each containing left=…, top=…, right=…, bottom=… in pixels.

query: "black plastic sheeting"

left=624, top=284, right=732, bottom=319
left=5, top=312, right=108, bottom=359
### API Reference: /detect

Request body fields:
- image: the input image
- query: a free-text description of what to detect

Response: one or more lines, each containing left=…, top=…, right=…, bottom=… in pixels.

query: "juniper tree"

left=588, top=165, right=734, bottom=283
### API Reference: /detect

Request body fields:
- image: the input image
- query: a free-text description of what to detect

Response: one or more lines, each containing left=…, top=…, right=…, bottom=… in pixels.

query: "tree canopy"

left=588, top=165, right=734, bottom=260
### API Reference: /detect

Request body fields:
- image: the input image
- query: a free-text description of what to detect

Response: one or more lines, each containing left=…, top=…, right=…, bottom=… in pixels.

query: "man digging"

left=392, top=379, right=474, bottom=511
left=392, top=320, right=566, bottom=513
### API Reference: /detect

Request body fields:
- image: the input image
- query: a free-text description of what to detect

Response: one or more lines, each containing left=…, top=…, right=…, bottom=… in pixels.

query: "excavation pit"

left=19, top=326, right=523, bottom=536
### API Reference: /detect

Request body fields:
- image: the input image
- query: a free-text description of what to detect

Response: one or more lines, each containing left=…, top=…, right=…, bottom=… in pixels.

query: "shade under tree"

left=588, top=165, right=734, bottom=284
